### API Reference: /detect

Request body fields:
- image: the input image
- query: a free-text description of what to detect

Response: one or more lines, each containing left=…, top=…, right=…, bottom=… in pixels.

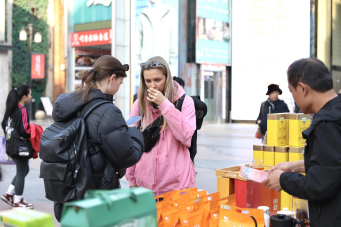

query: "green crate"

left=0, top=209, right=54, bottom=227
left=61, top=188, right=157, bottom=227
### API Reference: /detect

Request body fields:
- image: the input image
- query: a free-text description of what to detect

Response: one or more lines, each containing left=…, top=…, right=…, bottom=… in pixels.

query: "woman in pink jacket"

left=126, top=56, right=197, bottom=196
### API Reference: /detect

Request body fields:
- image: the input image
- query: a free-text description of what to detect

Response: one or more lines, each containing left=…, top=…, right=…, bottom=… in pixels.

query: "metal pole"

left=28, top=23, right=33, bottom=120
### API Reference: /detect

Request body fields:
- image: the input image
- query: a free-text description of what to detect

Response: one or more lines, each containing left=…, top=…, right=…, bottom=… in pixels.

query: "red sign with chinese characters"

left=71, top=29, right=112, bottom=47
left=31, top=53, right=45, bottom=79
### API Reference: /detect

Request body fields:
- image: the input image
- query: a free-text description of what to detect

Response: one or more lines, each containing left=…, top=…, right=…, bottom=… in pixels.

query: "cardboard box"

left=267, top=114, right=288, bottom=147
left=216, top=166, right=280, bottom=214
left=235, top=179, right=280, bottom=214
left=0, top=209, right=54, bottom=227
left=253, top=144, right=264, bottom=161
left=289, top=147, right=304, bottom=162
left=217, top=176, right=235, bottom=199
left=275, top=146, right=289, bottom=166
left=288, top=114, right=311, bottom=147
left=263, top=145, right=275, bottom=170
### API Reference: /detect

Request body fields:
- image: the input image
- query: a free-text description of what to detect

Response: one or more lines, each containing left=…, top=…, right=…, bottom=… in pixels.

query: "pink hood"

left=126, top=84, right=197, bottom=196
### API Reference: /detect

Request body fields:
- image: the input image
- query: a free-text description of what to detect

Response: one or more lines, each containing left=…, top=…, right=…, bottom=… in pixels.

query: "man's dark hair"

left=173, top=76, right=185, bottom=87
left=287, top=58, right=333, bottom=92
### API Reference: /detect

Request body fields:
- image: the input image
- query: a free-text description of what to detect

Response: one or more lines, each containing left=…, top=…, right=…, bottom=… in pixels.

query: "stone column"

left=113, top=0, right=131, bottom=119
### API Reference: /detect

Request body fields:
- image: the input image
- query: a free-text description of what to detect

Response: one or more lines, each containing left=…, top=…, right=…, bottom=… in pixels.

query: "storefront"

left=67, top=0, right=112, bottom=91
left=195, top=0, right=231, bottom=123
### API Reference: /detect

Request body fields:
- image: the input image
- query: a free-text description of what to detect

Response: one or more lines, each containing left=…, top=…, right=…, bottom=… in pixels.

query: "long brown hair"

left=77, top=55, right=127, bottom=101
left=138, top=56, right=179, bottom=132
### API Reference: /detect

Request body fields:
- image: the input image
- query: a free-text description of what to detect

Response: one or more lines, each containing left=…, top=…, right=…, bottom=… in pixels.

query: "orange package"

left=220, top=194, right=236, bottom=206
left=219, top=205, right=265, bottom=227
left=208, top=205, right=220, bottom=227
left=158, top=201, right=173, bottom=227
left=171, top=188, right=197, bottom=199
left=178, top=200, right=209, bottom=227
left=156, top=192, right=171, bottom=202
left=163, top=207, right=181, bottom=227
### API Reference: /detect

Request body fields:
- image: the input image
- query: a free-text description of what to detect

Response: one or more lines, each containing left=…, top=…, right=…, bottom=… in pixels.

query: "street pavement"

left=0, top=121, right=260, bottom=226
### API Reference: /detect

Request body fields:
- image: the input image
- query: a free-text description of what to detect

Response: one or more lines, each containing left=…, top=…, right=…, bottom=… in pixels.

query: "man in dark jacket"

left=262, top=58, right=341, bottom=226
left=256, top=84, right=290, bottom=136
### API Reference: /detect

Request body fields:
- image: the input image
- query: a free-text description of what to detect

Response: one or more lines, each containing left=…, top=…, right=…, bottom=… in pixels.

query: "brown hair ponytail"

left=76, top=55, right=127, bottom=101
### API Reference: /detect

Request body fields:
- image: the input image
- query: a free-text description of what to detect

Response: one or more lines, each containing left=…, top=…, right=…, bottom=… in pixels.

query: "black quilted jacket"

left=52, top=89, right=144, bottom=189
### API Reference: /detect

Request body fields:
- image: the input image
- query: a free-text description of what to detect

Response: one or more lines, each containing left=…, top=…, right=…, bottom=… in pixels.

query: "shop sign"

left=71, top=29, right=112, bottom=47
left=196, top=0, right=231, bottom=65
left=31, top=53, right=45, bottom=79
left=87, top=0, right=112, bottom=7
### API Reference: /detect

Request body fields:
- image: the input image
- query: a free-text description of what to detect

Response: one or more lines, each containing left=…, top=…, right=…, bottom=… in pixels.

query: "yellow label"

left=289, top=119, right=311, bottom=147
left=268, top=119, right=287, bottom=146
left=253, top=150, right=264, bottom=161
left=264, top=151, right=275, bottom=167
left=275, top=152, right=289, bottom=165
left=289, top=152, right=304, bottom=162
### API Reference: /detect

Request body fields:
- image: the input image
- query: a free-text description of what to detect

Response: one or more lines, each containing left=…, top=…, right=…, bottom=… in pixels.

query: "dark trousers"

left=11, top=158, right=29, bottom=195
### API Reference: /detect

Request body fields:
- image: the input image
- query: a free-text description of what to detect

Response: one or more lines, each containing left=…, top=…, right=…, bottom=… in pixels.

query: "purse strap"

left=260, top=102, right=265, bottom=120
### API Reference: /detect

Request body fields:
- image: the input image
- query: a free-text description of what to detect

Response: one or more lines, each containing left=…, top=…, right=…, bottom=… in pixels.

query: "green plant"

left=11, top=0, right=49, bottom=110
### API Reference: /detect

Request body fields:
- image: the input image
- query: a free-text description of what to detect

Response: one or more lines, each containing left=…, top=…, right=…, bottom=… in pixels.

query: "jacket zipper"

left=69, top=125, right=80, bottom=179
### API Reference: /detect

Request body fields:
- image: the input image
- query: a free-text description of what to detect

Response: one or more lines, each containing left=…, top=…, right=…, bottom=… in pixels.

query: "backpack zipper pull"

left=73, top=165, right=80, bottom=179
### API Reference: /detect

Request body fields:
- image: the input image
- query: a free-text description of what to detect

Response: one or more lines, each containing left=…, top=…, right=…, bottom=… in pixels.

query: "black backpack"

left=176, top=94, right=207, bottom=162
left=39, top=100, right=111, bottom=203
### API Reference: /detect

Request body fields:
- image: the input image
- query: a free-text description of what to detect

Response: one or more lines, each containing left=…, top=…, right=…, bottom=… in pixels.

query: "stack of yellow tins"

left=284, top=113, right=310, bottom=210
left=275, top=146, right=290, bottom=210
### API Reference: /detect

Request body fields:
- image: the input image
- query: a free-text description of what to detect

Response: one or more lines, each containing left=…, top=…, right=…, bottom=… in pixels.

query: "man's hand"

left=147, top=88, right=166, bottom=106
left=268, top=162, right=295, bottom=174
left=261, top=170, right=284, bottom=191
left=257, top=120, right=261, bottom=125
left=268, top=160, right=305, bottom=174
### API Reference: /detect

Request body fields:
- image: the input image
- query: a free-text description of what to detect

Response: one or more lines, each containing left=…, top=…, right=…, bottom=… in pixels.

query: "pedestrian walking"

left=262, top=58, right=341, bottom=226
left=49, top=55, right=144, bottom=221
left=256, top=84, right=290, bottom=141
left=1, top=85, right=34, bottom=209
left=126, top=56, right=197, bottom=196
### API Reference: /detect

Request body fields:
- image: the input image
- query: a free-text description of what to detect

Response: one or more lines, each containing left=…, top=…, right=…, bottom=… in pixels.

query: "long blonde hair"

left=138, top=56, right=179, bottom=132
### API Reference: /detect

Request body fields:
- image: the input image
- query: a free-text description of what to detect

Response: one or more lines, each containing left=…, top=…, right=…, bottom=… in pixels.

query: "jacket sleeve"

left=126, top=100, right=141, bottom=187
left=256, top=103, right=263, bottom=123
left=18, top=109, right=30, bottom=138
left=158, top=96, right=196, bottom=147
left=98, top=107, right=144, bottom=169
left=280, top=122, right=341, bottom=201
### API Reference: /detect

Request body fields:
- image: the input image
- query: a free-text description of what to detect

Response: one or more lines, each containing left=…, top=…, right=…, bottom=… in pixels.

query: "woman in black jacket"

left=1, top=85, right=33, bottom=209
left=51, top=55, right=144, bottom=221
left=256, top=84, right=290, bottom=141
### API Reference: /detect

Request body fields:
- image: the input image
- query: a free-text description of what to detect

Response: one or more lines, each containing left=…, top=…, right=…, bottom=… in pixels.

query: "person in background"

left=262, top=58, right=341, bottom=226
left=256, top=84, right=290, bottom=140
left=173, top=76, right=185, bottom=89
left=1, top=85, right=33, bottom=209
left=126, top=56, right=196, bottom=196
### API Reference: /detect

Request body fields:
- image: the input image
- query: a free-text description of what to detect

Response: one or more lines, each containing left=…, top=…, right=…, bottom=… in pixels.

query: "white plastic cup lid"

left=258, top=206, right=270, bottom=211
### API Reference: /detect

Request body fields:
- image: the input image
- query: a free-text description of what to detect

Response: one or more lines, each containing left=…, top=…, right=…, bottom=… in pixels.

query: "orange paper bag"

left=219, top=205, right=265, bottom=227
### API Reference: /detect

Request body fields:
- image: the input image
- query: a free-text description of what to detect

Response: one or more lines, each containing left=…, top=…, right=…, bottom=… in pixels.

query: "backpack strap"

left=175, top=94, right=186, bottom=112
left=80, top=100, right=112, bottom=119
